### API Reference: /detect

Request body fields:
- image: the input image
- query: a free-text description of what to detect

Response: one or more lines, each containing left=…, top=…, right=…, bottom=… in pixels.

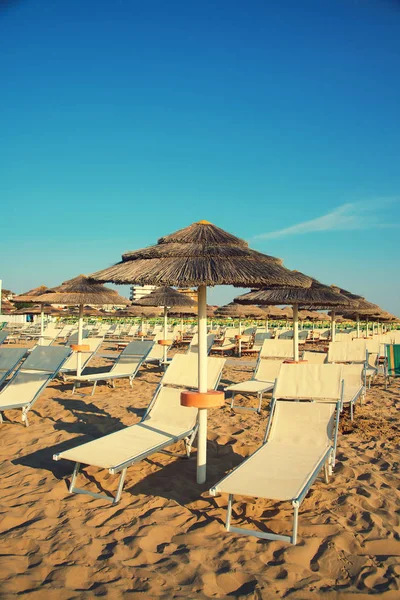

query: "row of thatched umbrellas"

left=6, top=220, right=399, bottom=484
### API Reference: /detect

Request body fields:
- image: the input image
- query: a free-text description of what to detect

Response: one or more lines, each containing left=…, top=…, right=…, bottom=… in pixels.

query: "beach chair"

left=65, top=340, right=154, bottom=395
left=0, top=331, right=9, bottom=345
left=226, top=358, right=284, bottom=413
left=241, top=332, right=272, bottom=356
left=327, top=340, right=367, bottom=365
left=341, top=364, right=365, bottom=420
left=0, top=346, right=71, bottom=426
left=301, top=351, right=327, bottom=364
left=211, top=334, right=236, bottom=356
left=187, top=333, right=215, bottom=355
left=210, top=392, right=341, bottom=544
left=260, top=339, right=294, bottom=359
left=0, top=348, right=28, bottom=387
left=60, top=338, right=103, bottom=375
left=143, top=333, right=172, bottom=366
left=53, top=354, right=226, bottom=503
left=384, top=344, right=400, bottom=389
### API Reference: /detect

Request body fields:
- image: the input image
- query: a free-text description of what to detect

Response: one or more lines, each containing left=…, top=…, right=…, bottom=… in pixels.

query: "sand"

left=0, top=341, right=399, bottom=599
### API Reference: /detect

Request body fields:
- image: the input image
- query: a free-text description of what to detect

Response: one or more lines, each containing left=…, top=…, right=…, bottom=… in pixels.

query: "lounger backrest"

left=269, top=400, right=336, bottom=447
left=110, top=341, right=154, bottom=374
left=188, top=334, right=215, bottom=355
left=385, top=344, right=400, bottom=376
left=121, top=340, right=154, bottom=357
left=327, top=340, right=366, bottom=364
left=365, top=339, right=380, bottom=353
left=274, top=363, right=343, bottom=401
left=0, top=331, right=8, bottom=344
left=62, top=338, right=102, bottom=371
left=22, top=346, right=72, bottom=373
left=260, top=339, right=294, bottom=359
left=278, top=330, right=293, bottom=339
left=161, top=354, right=225, bottom=390
left=254, top=332, right=272, bottom=344
left=341, top=363, right=364, bottom=389
left=0, top=348, right=27, bottom=372
left=68, top=329, right=89, bottom=344
left=302, top=351, right=327, bottom=364
left=146, top=387, right=198, bottom=431
left=254, top=359, right=284, bottom=382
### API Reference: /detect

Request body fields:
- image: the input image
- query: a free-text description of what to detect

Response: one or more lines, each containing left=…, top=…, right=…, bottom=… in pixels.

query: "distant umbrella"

left=13, top=285, right=56, bottom=344
left=36, top=275, right=129, bottom=376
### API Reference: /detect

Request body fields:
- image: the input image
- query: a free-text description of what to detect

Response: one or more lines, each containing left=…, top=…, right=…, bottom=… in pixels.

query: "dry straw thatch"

left=234, top=279, right=352, bottom=310
left=90, top=221, right=312, bottom=288
left=214, top=303, right=247, bottom=319
left=13, top=304, right=54, bottom=315
left=12, top=285, right=54, bottom=303
left=133, top=286, right=196, bottom=309
left=116, top=306, right=163, bottom=318
left=35, top=275, right=129, bottom=306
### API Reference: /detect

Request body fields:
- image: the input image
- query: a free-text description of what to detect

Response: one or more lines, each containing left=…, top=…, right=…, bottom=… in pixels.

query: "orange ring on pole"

left=70, top=344, right=90, bottom=352
left=180, top=390, right=225, bottom=409
left=235, top=334, right=242, bottom=340
left=158, top=339, right=173, bottom=346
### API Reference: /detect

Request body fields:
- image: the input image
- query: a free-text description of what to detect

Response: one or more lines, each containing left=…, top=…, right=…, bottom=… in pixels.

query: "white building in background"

left=130, top=285, right=156, bottom=302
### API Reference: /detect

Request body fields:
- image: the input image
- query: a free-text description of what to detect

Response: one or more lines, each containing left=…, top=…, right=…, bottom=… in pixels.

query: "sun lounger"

left=226, top=359, right=284, bottom=413
left=0, top=348, right=28, bottom=387
left=187, top=333, right=215, bottom=355
left=54, top=354, right=226, bottom=503
left=65, top=340, right=154, bottom=395
left=384, top=344, right=400, bottom=389
left=341, top=364, right=365, bottom=420
left=0, top=331, right=9, bottom=345
left=260, top=339, right=294, bottom=359
left=60, top=338, right=103, bottom=375
left=327, top=340, right=367, bottom=364
left=0, top=346, right=71, bottom=426
left=211, top=338, right=236, bottom=356
left=302, top=351, right=327, bottom=364
left=210, top=397, right=341, bottom=544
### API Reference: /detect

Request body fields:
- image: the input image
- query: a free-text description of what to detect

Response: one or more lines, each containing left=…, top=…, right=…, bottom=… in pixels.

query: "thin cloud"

left=253, top=199, right=399, bottom=240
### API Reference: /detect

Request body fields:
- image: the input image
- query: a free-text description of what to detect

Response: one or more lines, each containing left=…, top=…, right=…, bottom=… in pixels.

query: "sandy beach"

left=0, top=342, right=399, bottom=599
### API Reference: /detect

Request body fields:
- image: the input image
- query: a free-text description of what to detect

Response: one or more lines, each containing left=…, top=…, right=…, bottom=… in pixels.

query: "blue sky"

left=1, top=0, right=399, bottom=313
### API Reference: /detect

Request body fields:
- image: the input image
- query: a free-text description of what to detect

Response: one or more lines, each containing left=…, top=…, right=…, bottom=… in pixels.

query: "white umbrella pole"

left=366, top=319, right=369, bottom=338
left=197, top=285, right=208, bottom=485
left=163, top=305, right=168, bottom=364
left=266, top=318, right=269, bottom=333
left=40, top=305, right=45, bottom=346
left=356, top=315, right=360, bottom=338
left=77, top=303, right=84, bottom=377
left=238, top=318, right=242, bottom=357
left=293, top=303, right=299, bottom=361
left=331, top=311, right=336, bottom=342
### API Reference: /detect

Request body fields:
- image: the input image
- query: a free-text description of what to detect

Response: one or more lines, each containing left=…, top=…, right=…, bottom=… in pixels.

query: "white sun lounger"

left=0, top=331, right=9, bottom=345
left=341, top=363, right=365, bottom=420
left=187, top=333, right=215, bottom=355
left=60, top=338, right=103, bottom=375
left=54, top=354, right=226, bottom=503
left=210, top=364, right=342, bottom=544
left=260, top=339, right=294, bottom=359
left=302, top=351, right=327, bottom=364
left=65, top=340, right=154, bottom=395
left=0, top=346, right=71, bottom=426
left=327, top=340, right=367, bottom=364
left=225, top=359, right=284, bottom=413
left=0, top=348, right=28, bottom=387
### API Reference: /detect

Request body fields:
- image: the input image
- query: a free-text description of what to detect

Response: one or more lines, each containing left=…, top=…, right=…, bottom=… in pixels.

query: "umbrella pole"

left=238, top=318, right=242, bottom=357
left=331, top=311, right=336, bottom=342
left=293, top=303, right=299, bottom=361
left=266, top=318, right=269, bottom=333
left=366, top=319, right=369, bottom=338
left=163, top=306, right=168, bottom=365
left=197, top=285, right=208, bottom=485
left=40, top=305, right=45, bottom=346
left=77, top=303, right=84, bottom=377
left=356, top=315, right=360, bottom=339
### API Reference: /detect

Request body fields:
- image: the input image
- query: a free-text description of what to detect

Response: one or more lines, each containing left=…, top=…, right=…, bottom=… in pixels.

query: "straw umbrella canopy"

left=235, top=279, right=352, bottom=359
left=36, top=275, right=129, bottom=375
left=329, top=288, right=382, bottom=338
left=1, top=298, right=15, bottom=314
left=214, top=303, right=249, bottom=356
left=13, top=304, right=54, bottom=316
left=134, top=286, right=197, bottom=363
left=90, top=220, right=311, bottom=483
left=12, top=285, right=56, bottom=343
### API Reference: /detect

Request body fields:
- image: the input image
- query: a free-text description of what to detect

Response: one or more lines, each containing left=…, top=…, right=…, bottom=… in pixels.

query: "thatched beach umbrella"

left=36, top=275, right=129, bottom=375
left=90, top=220, right=311, bottom=483
left=235, top=279, right=351, bottom=360
left=134, top=286, right=197, bottom=364
left=214, top=303, right=248, bottom=356
left=329, top=288, right=381, bottom=338
left=13, top=285, right=55, bottom=344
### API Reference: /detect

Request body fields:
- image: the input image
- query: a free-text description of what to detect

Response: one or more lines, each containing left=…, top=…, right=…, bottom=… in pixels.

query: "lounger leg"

left=0, top=412, right=3, bottom=424
left=69, top=462, right=81, bottom=493
left=292, top=501, right=299, bottom=545
left=257, top=393, right=262, bottom=414
left=91, top=381, right=97, bottom=396
left=114, top=469, right=127, bottom=504
left=72, top=384, right=76, bottom=395
left=230, top=393, right=235, bottom=410
left=350, top=402, right=354, bottom=421
left=226, top=494, right=233, bottom=531
left=22, top=408, right=29, bottom=427
left=324, top=460, right=330, bottom=483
